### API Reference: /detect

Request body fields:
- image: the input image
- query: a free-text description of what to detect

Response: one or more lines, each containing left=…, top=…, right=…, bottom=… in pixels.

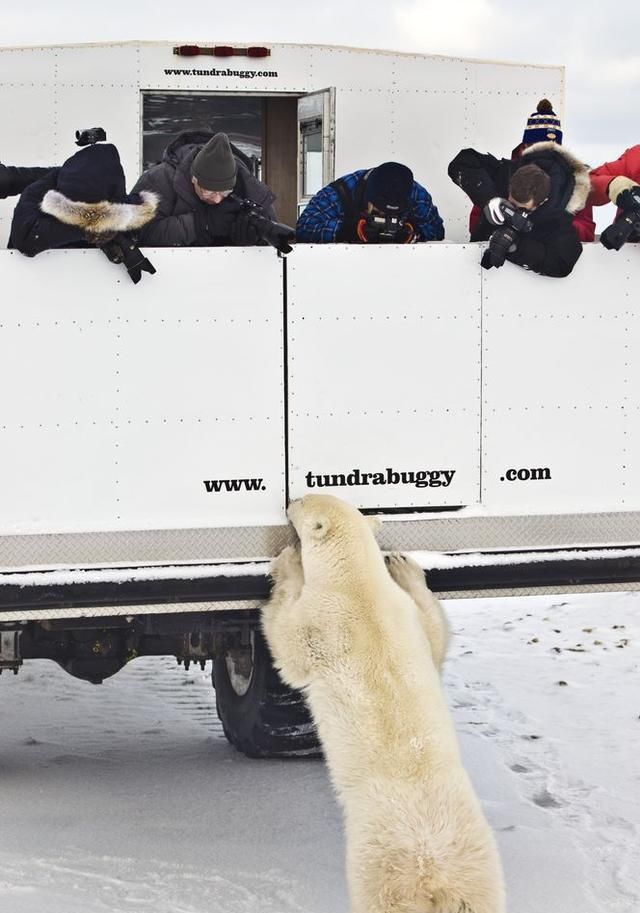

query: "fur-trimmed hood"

left=521, top=141, right=591, bottom=215
left=40, top=189, right=159, bottom=235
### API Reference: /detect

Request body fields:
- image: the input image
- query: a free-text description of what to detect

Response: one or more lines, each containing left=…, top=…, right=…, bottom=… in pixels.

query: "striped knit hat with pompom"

left=522, top=99, right=563, bottom=145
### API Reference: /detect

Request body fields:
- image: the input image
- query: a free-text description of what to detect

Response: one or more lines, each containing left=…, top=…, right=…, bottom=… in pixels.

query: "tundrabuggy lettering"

left=164, top=68, right=278, bottom=79
left=305, top=468, right=456, bottom=489
left=203, top=478, right=265, bottom=493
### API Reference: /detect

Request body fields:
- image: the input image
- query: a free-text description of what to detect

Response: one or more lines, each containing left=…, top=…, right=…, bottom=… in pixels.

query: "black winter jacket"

left=131, top=131, right=277, bottom=247
left=0, top=163, right=53, bottom=199
left=448, top=142, right=591, bottom=277
left=8, top=168, right=91, bottom=256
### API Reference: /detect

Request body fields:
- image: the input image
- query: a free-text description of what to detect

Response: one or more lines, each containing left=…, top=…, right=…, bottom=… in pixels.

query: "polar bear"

left=262, top=494, right=505, bottom=913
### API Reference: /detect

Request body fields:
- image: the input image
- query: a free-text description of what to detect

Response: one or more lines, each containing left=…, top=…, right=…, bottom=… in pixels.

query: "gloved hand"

left=600, top=215, right=637, bottom=251
left=119, top=237, right=156, bottom=283
left=483, top=197, right=510, bottom=226
left=481, top=226, right=519, bottom=269
left=229, top=210, right=260, bottom=246
left=615, top=185, right=640, bottom=216
left=101, top=234, right=156, bottom=284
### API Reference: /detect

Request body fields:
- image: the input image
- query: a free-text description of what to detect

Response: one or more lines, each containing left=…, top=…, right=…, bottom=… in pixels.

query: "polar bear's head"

left=287, top=494, right=383, bottom=585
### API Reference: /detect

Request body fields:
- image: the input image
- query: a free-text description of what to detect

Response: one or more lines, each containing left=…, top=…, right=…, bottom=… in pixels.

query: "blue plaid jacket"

left=296, top=169, right=445, bottom=243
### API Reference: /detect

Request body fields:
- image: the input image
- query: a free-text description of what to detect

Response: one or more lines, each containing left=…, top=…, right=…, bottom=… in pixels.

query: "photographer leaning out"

left=131, top=131, right=278, bottom=247
left=448, top=127, right=591, bottom=278
left=8, top=143, right=157, bottom=257
left=7, top=143, right=158, bottom=275
left=295, top=161, right=445, bottom=244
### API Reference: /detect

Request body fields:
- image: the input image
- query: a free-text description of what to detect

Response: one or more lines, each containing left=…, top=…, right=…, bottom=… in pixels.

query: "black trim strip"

left=360, top=505, right=465, bottom=515
left=281, top=253, right=290, bottom=504
left=2, top=547, right=640, bottom=612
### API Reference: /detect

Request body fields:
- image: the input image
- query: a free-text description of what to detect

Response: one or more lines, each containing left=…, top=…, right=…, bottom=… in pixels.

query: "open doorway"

left=141, top=90, right=334, bottom=228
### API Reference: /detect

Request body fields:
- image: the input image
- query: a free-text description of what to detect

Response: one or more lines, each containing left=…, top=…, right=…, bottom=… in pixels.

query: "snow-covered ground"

left=1, top=590, right=638, bottom=913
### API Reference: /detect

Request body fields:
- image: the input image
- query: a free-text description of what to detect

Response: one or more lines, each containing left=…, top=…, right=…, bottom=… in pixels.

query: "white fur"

left=522, top=141, right=591, bottom=214
left=262, top=494, right=505, bottom=913
left=41, top=189, right=159, bottom=234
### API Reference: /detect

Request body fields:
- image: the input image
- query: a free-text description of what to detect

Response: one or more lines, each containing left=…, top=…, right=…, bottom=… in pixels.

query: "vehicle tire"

left=212, top=630, right=320, bottom=759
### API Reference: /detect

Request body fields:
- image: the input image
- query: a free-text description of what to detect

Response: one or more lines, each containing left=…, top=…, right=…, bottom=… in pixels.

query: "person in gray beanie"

left=131, top=130, right=277, bottom=247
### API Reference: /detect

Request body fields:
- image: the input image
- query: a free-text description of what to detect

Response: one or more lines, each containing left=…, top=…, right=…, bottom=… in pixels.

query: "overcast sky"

left=3, top=0, right=640, bottom=167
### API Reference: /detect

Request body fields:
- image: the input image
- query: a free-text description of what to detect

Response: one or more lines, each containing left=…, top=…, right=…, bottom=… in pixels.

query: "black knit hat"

left=191, top=133, right=238, bottom=192
left=364, top=162, right=414, bottom=213
left=40, top=144, right=158, bottom=235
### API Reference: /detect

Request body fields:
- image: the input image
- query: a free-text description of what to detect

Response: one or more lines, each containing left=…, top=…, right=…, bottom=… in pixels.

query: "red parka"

left=587, top=145, right=640, bottom=207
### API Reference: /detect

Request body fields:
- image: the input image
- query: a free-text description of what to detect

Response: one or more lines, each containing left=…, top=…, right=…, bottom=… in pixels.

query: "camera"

left=75, top=127, right=107, bottom=147
left=488, top=198, right=533, bottom=234
left=357, top=212, right=414, bottom=243
left=228, top=193, right=296, bottom=254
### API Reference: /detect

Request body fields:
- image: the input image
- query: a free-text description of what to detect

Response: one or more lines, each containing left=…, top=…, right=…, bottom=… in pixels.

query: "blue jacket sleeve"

left=8, top=169, right=87, bottom=257
left=410, top=182, right=445, bottom=241
left=296, top=185, right=345, bottom=243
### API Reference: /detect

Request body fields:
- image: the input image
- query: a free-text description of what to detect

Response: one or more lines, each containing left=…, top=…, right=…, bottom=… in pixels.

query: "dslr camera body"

left=482, top=197, right=533, bottom=269
left=356, top=211, right=415, bottom=243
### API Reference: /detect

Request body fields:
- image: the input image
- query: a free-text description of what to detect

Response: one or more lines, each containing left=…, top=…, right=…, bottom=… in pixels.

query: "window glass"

left=142, top=93, right=262, bottom=176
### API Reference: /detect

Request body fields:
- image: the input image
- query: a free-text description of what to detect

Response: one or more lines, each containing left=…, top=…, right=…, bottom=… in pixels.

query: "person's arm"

left=448, top=149, right=505, bottom=207
left=131, top=167, right=199, bottom=247
left=296, top=185, right=344, bottom=243
left=136, top=208, right=199, bottom=247
left=506, top=223, right=582, bottom=278
left=8, top=169, right=86, bottom=256
left=0, top=164, right=55, bottom=199
left=588, top=146, right=640, bottom=206
left=410, top=183, right=444, bottom=241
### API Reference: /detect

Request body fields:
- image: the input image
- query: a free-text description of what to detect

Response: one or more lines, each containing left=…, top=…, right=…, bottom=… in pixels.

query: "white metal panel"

left=482, top=406, right=627, bottom=515
left=113, top=420, right=284, bottom=530
left=615, top=246, right=640, bottom=509
left=308, top=45, right=394, bottom=91
left=287, top=245, right=481, bottom=510
left=392, top=54, right=468, bottom=92
left=0, top=248, right=286, bottom=534
left=0, top=85, right=56, bottom=162
left=0, top=250, right=125, bottom=438
left=334, top=90, right=395, bottom=174
left=52, top=86, right=140, bottom=186
left=465, top=60, right=564, bottom=98
left=482, top=245, right=638, bottom=514
left=54, top=44, right=139, bottom=86
left=0, top=45, right=57, bottom=83
left=0, top=427, right=120, bottom=534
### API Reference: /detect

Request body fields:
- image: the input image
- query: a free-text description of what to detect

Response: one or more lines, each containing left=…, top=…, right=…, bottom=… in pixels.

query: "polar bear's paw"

left=385, top=552, right=449, bottom=671
left=385, top=551, right=426, bottom=594
left=270, top=543, right=304, bottom=589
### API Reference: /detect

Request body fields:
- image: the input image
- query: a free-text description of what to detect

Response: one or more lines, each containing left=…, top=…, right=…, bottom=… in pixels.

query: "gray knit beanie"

left=191, top=133, right=238, bottom=191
